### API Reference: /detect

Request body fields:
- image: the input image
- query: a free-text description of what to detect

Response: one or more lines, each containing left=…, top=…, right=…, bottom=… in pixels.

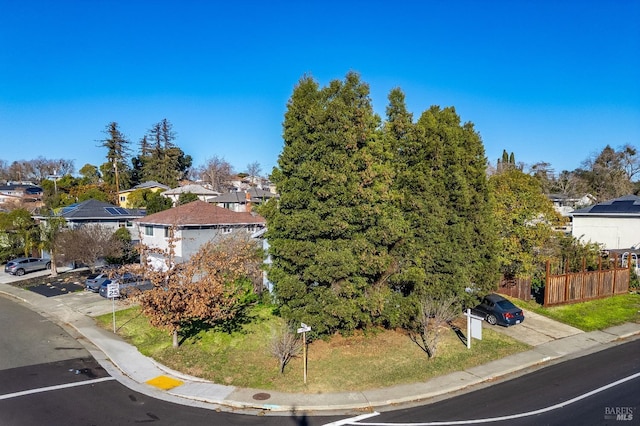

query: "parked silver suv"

left=4, top=257, right=51, bottom=276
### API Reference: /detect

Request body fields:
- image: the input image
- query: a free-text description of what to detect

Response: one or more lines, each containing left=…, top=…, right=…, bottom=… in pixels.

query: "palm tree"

left=39, top=214, right=67, bottom=277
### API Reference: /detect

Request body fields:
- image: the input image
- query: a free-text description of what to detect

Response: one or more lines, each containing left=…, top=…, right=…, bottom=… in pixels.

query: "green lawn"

left=96, top=305, right=530, bottom=393
left=517, top=292, right=640, bottom=331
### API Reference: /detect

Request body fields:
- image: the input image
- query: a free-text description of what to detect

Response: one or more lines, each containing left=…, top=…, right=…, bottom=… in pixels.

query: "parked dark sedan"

left=98, top=274, right=153, bottom=298
left=472, top=293, right=525, bottom=326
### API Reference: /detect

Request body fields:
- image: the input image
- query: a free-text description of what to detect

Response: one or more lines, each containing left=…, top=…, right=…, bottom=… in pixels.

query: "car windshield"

left=497, top=300, right=517, bottom=310
left=88, top=274, right=101, bottom=279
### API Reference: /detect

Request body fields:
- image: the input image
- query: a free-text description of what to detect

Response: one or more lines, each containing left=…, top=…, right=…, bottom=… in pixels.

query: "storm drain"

left=252, top=392, right=271, bottom=400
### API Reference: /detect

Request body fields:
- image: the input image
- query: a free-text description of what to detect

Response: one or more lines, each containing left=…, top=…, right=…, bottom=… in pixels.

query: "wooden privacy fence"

left=497, top=276, right=532, bottom=301
left=543, top=259, right=630, bottom=306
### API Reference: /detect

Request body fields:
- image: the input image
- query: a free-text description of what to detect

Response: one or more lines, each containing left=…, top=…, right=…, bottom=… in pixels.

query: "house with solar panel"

left=571, top=195, right=640, bottom=251
left=47, top=199, right=146, bottom=232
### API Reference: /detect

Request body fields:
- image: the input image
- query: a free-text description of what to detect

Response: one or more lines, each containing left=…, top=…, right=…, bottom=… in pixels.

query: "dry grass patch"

left=97, top=307, right=529, bottom=393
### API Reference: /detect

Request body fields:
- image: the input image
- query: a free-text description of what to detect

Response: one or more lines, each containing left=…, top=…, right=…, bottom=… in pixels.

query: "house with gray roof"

left=571, top=195, right=640, bottom=250
left=0, top=183, right=43, bottom=209
left=44, top=199, right=145, bottom=232
left=210, top=188, right=278, bottom=212
left=118, top=181, right=170, bottom=208
left=162, top=183, right=220, bottom=205
left=134, top=200, right=266, bottom=262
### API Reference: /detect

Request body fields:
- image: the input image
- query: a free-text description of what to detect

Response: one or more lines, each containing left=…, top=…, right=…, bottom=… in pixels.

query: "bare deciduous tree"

left=56, top=224, right=123, bottom=272
left=270, top=322, right=302, bottom=374
left=245, top=161, right=262, bottom=187
left=195, top=156, right=234, bottom=192
left=408, top=294, right=460, bottom=358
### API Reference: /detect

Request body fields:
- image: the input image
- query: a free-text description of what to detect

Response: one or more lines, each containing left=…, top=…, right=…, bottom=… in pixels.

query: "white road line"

left=329, top=371, right=640, bottom=426
left=0, top=377, right=116, bottom=401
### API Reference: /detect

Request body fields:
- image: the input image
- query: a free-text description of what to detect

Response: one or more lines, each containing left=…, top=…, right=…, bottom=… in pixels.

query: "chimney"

left=245, top=191, right=252, bottom=212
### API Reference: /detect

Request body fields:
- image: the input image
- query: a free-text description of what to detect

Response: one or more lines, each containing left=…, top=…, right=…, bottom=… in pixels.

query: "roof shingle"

left=136, top=200, right=265, bottom=226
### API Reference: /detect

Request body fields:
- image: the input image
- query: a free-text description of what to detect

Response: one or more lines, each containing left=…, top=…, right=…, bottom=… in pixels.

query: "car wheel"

left=46, top=262, right=51, bottom=270
left=486, top=314, right=497, bottom=325
left=16, top=269, right=25, bottom=276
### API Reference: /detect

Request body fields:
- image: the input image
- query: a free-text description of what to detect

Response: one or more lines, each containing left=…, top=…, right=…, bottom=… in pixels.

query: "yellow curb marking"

left=146, top=375, right=184, bottom=390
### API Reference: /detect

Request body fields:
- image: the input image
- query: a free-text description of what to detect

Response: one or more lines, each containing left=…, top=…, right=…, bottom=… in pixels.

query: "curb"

left=2, top=280, right=640, bottom=415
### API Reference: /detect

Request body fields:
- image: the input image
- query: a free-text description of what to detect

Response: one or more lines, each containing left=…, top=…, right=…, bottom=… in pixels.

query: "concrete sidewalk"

left=1, top=274, right=639, bottom=416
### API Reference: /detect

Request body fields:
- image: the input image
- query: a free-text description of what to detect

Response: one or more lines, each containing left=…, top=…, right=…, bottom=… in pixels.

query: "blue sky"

left=1, top=0, right=639, bottom=178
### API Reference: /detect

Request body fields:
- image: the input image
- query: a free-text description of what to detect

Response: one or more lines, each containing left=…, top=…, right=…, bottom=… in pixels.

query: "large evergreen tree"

left=99, top=122, right=132, bottom=191
left=265, top=73, right=405, bottom=335
left=390, top=101, right=498, bottom=305
left=575, top=144, right=635, bottom=201
left=142, top=119, right=192, bottom=186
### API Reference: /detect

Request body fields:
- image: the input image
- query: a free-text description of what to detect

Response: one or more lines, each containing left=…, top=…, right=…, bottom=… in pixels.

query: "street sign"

left=297, top=325, right=311, bottom=333
left=107, top=282, right=120, bottom=299
left=464, top=308, right=484, bottom=349
left=296, top=323, right=312, bottom=384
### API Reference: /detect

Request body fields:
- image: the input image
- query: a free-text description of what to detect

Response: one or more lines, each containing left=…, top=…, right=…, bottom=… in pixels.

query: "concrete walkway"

left=1, top=270, right=639, bottom=416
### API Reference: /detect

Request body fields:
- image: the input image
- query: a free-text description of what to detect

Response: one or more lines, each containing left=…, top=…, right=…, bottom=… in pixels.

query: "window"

left=120, top=196, right=126, bottom=202
left=164, top=227, right=170, bottom=238
left=222, top=226, right=232, bottom=234
left=145, top=226, right=153, bottom=236
left=126, top=221, right=133, bottom=228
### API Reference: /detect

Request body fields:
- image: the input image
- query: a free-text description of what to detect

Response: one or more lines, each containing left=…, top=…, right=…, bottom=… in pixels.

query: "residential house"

left=162, top=183, right=220, bottom=205
left=210, top=188, right=278, bottom=213
left=134, top=200, right=266, bottom=262
left=0, top=183, right=44, bottom=210
left=571, top=195, right=640, bottom=250
left=43, top=199, right=146, bottom=232
left=118, top=181, right=170, bottom=208
left=547, top=193, right=596, bottom=217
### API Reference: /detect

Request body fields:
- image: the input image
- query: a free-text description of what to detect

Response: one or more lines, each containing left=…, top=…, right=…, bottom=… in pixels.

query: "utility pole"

left=113, top=158, right=120, bottom=196
left=48, top=170, right=61, bottom=194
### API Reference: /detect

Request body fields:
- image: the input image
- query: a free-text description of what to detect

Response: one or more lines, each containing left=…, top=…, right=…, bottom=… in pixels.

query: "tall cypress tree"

left=392, top=104, right=498, bottom=303
left=142, top=119, right=191, bottom=186
left=99, top=122, right=132, bottom=191
left=265, top=73, right=404, bottom=335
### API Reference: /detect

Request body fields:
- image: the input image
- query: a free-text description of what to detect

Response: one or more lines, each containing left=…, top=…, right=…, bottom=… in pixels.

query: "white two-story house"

left=134, top=200, right=266, bottom=263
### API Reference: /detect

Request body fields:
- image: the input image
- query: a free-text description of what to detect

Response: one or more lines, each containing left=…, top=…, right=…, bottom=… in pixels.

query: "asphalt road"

left=351, top=338, right=640, bottom=426
left=2, top=290, right=639, bottom=426
left=0, top=295, right=339, bottom=425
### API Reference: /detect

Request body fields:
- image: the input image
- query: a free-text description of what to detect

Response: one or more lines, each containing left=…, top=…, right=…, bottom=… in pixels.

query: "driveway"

left=485, top=309, right=583, bottom=346
left=0, top=267, right=125, bottom=317
left=0, top=268, right=65, bottom=284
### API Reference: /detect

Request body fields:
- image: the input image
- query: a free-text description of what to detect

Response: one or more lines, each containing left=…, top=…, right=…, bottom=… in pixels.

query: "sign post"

left=297, top=322, right=311, bottom=384
left=107, top=282, right=120, bottom=333
left=464, top=309, right=484, bottom=349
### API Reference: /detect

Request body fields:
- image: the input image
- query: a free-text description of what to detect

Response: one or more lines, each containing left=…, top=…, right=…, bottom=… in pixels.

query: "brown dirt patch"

left=10, top=269, right=93, bottom=289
